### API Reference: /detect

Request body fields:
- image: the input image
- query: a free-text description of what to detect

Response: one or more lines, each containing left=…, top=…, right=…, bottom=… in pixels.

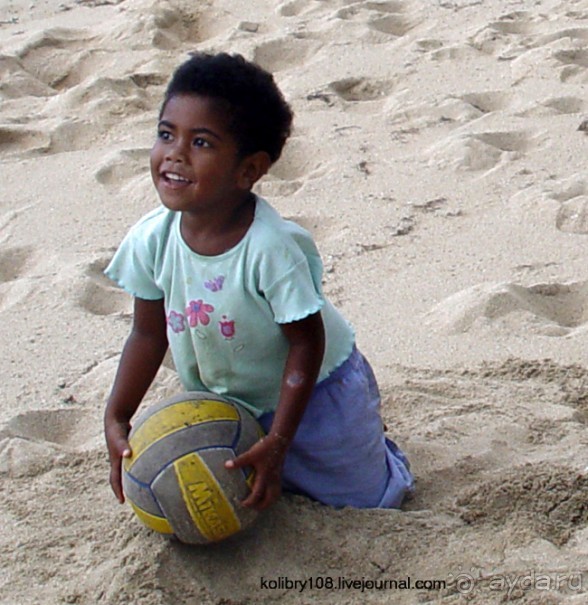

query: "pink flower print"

left=185, top=299, right=214, bottom=327
left=167, top=310, right=186, bottom=334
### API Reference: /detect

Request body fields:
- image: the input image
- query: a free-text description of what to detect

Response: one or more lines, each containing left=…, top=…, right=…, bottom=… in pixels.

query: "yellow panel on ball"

left=128, top=501, right=174, bottom=535
left=174, top=452, right=241, bottom=543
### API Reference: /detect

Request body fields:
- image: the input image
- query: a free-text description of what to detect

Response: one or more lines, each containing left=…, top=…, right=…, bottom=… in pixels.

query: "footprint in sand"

left=546, top=175, right=587, bottom=205
left=2, top=409, right=87, bottom=448
left=334, top=0, right=417, bottom=42
left=426, top=280, right=588, bottom=337
left=306, top=77, right=394, bottom=110
left=540, top=96, right=586, bottom=114
left=0, top=55, right=55, bottom=99
left=93, top=1, right=201, bottom=50
left=0, top=125, right=51, bottom=156
left=553, top=48, right=588, bottom=82
left=278, top=0, right=322, bottom=18
left=468, top=11, right=543, bottom=57
left=426, top=42, right=483, bottom=62
left=1, top=119, right=112, bottom=157
left=555, top=44, right=588, bottom=67
left=76, top=257, right=131, bottom=317
left=95, top=148, right=151, bottom=188
left=129, top=71, right=168, bottom=89
left=253, top=37, right=321, bottom=72
left=328, top=77, right=394, bottom=103
left=404, top=91, right=515, bottom=126
left=459, top=91, right=514, bottom=115
left=545, top=176, right=588, bottom=234
left=15, top=27, right=98, bottom=91
left=59, top=76, right=152, bottom=119
left=556, top=196, right=588, bottom=235
left=368, top=13, right=415, bottom=38
left=519, top=95, right=587, bottom=118
left=0, top=408, right=90, bottom=477
left=487, top=11, right=539, bottom=36
left=428, top=129, right=537, bottom=172
left=534, top=26, right=588, bottom=48
left=385, top=92, right=509, bottom=129
left=0, top=246, right=34, bottom=283
left=0, top=246, right=36, bottom=313
left=335, top=0, right=409, bottom=20
left=260, top=136, right=326, bottom=196
left=272, top=137, right=325, bottom=180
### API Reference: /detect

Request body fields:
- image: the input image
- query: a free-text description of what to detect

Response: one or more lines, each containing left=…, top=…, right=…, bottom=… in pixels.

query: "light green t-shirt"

left=105, top=196, right=355, bottom=416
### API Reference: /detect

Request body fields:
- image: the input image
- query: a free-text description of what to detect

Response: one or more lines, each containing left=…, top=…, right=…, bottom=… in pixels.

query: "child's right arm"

left=104, top=297, right=168, bottom=503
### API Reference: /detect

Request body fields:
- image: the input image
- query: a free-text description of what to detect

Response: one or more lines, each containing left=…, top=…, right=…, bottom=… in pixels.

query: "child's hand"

left=225, top=434, right=289, bottom=511
left=104, top=419, right=132, bottom=504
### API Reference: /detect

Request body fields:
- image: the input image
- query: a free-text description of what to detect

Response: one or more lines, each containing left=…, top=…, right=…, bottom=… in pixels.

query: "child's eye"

left=193, top=137, right=211, bottom=148
left=157, top=130, right=172, bottom=141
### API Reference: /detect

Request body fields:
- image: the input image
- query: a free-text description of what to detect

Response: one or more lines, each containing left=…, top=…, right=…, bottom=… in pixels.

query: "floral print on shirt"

left=185, top=299, right=214, bottom=327
left=167, top=310, right=186, bottom=333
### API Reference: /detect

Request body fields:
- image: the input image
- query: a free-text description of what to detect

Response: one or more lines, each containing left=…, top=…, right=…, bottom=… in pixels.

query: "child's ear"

left=238, top=151, right=271, bottom=190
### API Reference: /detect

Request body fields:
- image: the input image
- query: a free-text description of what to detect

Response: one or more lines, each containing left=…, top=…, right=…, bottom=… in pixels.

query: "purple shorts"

left=258, top=347, right=414, bottom=508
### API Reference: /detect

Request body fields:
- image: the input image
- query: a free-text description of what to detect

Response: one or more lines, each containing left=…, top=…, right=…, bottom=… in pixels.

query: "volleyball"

left=122, top=391, right=264, bottom=544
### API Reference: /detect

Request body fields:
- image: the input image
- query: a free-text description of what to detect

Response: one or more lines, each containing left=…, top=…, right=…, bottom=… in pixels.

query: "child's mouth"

left=162, top=171, right=192, bottom=187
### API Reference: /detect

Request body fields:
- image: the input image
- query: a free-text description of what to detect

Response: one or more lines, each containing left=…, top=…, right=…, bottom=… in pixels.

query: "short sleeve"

left=105, top=214, right=165, bottom=301
left=258, top=247, right=325, bottom=324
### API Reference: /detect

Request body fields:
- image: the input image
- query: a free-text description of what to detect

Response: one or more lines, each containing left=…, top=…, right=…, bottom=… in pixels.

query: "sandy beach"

left=1, top=0, right=588, bottom=603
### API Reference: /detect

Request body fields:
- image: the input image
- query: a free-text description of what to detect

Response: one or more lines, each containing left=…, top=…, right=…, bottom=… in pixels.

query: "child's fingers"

left=109, top=460, right=125, bottom=504
left=108, top=441, right=131, bottom=503
left=241, top=476, right=265, bottom=508
left=105, top=421, right=132, bottom=503
left=225, top=446, right=256, bottom=470
left=112, top=433, right=132, bottom=460
left=105, top=422, right=132, bottom=458
left=241, top=479, right=280, bottom=511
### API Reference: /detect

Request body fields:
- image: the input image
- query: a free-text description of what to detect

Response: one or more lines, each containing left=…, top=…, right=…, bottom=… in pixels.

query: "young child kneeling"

left=104, top=52, right=414, bottom=511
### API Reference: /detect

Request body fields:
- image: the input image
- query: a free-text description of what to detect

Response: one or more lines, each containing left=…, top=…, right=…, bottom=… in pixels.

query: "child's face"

left=150, top=94, right=250, bottom=214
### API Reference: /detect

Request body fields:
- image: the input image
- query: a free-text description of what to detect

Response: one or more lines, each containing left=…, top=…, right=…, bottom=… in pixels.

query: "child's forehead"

left=160, top=94, right=231, bottom=124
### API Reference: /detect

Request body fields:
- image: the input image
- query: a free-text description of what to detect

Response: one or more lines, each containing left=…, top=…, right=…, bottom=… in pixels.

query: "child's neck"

left=179, top=192, right=256, bottom=256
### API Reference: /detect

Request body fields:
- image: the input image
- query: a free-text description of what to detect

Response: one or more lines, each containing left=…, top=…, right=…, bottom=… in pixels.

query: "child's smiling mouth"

left=162, top=171, right=192, bottom=187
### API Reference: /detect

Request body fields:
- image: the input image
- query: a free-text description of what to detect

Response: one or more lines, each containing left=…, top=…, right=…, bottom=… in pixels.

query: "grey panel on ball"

left=122, top=471, right=162, bottom=516
left=130, top=391, right=233, bottom=432
left=129, top=420, right=238, bottom=483
left=152, top=461, right=207, bottom=544
left=234, top=406, right=265, bottom=456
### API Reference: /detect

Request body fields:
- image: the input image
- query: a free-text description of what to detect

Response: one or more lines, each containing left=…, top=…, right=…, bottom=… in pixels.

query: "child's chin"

left=160, top=199, right=186, bottom=212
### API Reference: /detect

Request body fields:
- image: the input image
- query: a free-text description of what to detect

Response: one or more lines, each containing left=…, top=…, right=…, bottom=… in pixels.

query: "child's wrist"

left=267, top=432, right=291, bottom=447
left=263, top=433, right=291, bottom=459
left=104, top=411, right=132, bottom=429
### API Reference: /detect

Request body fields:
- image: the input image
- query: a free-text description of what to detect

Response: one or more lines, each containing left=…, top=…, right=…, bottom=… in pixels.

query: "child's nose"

left=165, top=138, right=189, bottom=162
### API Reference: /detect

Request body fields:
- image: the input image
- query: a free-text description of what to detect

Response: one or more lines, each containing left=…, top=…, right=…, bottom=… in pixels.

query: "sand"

left=1, top=0, right=588, bottom=603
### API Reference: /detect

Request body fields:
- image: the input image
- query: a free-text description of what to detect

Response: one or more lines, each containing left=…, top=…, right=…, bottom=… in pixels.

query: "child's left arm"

left=226, top=311, right=325, bottom=511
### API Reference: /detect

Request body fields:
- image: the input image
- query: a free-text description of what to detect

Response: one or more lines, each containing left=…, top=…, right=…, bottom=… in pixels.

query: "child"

left=104, top=52, right=413, bottom=512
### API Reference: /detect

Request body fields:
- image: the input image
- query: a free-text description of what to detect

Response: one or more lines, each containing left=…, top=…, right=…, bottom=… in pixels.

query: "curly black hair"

left=161, top=52, right=293, bottom=164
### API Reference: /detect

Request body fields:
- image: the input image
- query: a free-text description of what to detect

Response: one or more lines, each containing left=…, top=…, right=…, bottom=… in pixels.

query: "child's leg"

left=259, top=347, right=414, bottom=508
